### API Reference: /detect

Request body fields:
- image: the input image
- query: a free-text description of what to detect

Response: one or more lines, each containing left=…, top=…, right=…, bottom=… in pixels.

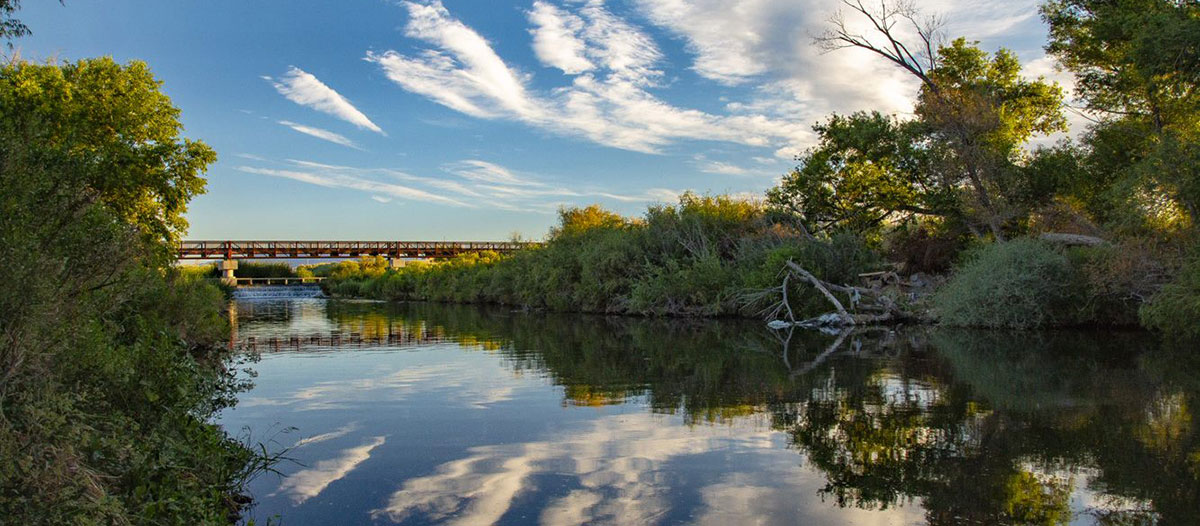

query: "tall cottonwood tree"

left=772, top=1, right=1066, bottom=239
left=1043, top=0, right=1200, bottom=229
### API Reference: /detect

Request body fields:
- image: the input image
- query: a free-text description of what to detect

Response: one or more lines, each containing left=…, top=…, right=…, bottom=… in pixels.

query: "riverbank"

left=320, top=196, right=1194, bottom=333
left=0, top=58, right=269, bottom=524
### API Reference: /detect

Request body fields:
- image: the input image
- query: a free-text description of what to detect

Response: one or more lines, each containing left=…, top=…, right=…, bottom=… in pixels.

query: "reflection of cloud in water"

left=239, top=357, right=528, bottom=412
left=373, top=412, right=927, bottom=526
left=373, top=414, right=777, bottom=525
left=293, top=422, right=359, bottom=448
left=693, top=472, right=924, bottom=526
left=274, top=436, right=386, bottom=504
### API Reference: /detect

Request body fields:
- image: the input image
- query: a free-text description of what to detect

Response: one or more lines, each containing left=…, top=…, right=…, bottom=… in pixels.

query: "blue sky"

left=16, top=0, right=1068, bottom=240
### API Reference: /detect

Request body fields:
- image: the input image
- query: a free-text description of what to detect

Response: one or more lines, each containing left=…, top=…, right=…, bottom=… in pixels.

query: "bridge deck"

left=178, top=240, right=536, bottom=259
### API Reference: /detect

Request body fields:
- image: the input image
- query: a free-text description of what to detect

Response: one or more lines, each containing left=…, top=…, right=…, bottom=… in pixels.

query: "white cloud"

left=367, top=1, right=812, bottom=155
left=278, top=120, right=362, bottom=150
left=266, top=66, right=384, bottom=134
left=236, top=165, right=472, bottom=208
left=573, top=1, right=663, bottom=85
left=237, top=157, right=677, bottom=213
left=274, top=436, right=386, bottom=504
left=528, top=1, right=593, bottom=74
left=635, top=0, right=775, bottom=85
left=444, top=160, right=542, bottom=186
left=698, top=160, right=749, bottom=176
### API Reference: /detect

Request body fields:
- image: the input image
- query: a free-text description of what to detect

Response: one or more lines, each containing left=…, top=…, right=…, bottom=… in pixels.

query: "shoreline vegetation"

left=0, top=56, right=273, bottom=522
left=321, top=0, right=1200, bottom=337
left=0, top=0, right=1196, bottom=523
left=317, top=196, right=1192, bottom=334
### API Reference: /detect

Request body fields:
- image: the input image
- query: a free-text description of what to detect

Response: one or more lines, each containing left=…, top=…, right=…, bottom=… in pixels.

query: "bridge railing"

left=234, top=277, right=325, bottom=286
left=178, top=240, right=540, bottom=259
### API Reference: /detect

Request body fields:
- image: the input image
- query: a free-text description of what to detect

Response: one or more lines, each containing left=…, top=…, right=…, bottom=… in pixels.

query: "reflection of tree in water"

left=319, top=301, right=1199, bottom=524
left=780, top=331, right=1075, bottom=525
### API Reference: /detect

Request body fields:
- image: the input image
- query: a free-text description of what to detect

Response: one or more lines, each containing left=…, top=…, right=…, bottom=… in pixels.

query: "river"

left=217, top=298, right=1200, bottom=525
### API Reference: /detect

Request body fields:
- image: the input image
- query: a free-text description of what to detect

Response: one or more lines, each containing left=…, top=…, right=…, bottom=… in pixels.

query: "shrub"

left=320, top=196, right=887, bottom=319
left=1068, top=239, right=1168, bottom=327
left=1140, top=251, right=1200, bottom=337
left=884, top=220, right=969, bottom=274
left=933, top=239, right=1077, bottom=329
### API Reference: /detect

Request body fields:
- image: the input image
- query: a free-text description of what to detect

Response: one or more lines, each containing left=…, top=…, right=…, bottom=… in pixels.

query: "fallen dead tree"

left=754, top=260, right=930, bottom=329
left=1038, top=232, right=1107, bottom=246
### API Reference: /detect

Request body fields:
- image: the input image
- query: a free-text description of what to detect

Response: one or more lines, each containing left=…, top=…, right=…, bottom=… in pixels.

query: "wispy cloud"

left=236, top=165, right=471, bottom=207
left=692, top=155, right=780, bottom=177
left=366, top=1, right=810, bottom=155
left=366, top=0, right=1058, bottom=160
left=698, top=160, right=749, bottom=176
left=275, top=436, right=386, bottom=504
left=237, top=156, right=677, bottom=213
left=444, top=160, right=542, bottom=186
left=528, top=1, right=593, bottom=74
left=278, top=120, right=362, bottom=150
left=266, top=66, right=384, bottom=134
left=370, top=195, right=393, bottom=203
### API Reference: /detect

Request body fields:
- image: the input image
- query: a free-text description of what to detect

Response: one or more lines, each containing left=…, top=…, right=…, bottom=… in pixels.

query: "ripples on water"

left=218, top=299, right=1200, bottom=526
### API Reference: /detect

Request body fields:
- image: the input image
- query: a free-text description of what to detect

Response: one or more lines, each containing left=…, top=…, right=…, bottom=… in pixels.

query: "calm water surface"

left=218, top=298, right=1200, bottom=526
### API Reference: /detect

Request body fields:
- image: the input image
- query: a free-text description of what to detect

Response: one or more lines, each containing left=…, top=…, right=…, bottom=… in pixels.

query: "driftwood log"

left=1039, top=232, right=1107, bottom=246
left=760, top=260, right=924, bottom=329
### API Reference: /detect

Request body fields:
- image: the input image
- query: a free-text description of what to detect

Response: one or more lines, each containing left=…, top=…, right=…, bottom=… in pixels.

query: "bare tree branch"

left=815, top=0, right=945, bottom=91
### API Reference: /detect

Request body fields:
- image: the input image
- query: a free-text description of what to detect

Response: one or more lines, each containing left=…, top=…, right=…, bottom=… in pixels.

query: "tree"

left=0, top=58, right=216, bottom=250
left=551, top=204, right=629, bottom=239
left=766, top=111, right=955, bottom=237
left=1043, top=0, right=1200, bottom=228
left=812, top=1, right=1066, bottom=239
left=0, top=58, right=261, bottom=523
left=0, top=0, right=29, bottom=48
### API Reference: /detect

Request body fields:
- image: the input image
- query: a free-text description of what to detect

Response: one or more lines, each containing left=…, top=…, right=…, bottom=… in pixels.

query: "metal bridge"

left=179, top=240, right=538, bottom=285
left=178, top=240, right=536, bottom=260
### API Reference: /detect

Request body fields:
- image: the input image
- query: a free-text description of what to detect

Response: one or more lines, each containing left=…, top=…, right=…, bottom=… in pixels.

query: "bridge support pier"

left=219, top=259, right=238, bottom=287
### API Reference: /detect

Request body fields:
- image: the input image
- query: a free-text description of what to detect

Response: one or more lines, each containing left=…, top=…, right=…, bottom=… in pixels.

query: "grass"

left=323, top=194, right=881, bottom=318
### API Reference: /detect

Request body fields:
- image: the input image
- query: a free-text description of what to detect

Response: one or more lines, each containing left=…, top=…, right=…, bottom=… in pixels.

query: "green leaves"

left=767, top=111, right=947, bottom=237
left=769, top=37, right=1067, bottom=239
left=0, top=58, right=216, bottom=247
left=1043, top=0, right=1200, bottom=228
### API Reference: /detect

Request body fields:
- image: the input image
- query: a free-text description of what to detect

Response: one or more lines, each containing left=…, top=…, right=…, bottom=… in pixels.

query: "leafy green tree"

left=917, top=39, right=1067, bottom=238
left=767, top=112, right=954, bottom=237
left=1, top=58, right=257, bottom=524
left=1043, top=0, right=1200, bottom=227
left=0, top=0, right=29, bottom=47
left=807, top=3, right=1067, bottom=239
left=0, top=58, right=215, bottom=249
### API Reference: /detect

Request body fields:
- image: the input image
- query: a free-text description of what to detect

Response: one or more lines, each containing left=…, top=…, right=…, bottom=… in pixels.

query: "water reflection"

left=220, top=299, right=1200, bottom=525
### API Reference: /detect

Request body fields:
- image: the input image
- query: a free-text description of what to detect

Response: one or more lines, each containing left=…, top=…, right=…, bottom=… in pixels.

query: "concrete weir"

left=231, top=284, right=324, bottom=300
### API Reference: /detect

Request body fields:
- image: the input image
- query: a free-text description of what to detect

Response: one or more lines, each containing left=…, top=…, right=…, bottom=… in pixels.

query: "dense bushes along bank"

left=0, top=58, right=269, bottom=523
left=321, top=195, right=879, bottom=318
left=320, top=196, right=1196, bottom=333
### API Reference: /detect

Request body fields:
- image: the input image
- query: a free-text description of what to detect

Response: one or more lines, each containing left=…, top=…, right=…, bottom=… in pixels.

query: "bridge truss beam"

left=177, top=240, right=537, bottom=260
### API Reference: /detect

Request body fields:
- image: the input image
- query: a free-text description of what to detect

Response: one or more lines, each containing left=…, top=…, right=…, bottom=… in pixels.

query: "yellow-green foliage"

left=325, top=193, right=880, bottom=317
left=1, top=58, right=261, bottom=524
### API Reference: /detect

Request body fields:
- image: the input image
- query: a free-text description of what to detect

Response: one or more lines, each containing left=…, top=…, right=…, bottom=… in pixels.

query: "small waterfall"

left=232, top=285, right=325, bottom=300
